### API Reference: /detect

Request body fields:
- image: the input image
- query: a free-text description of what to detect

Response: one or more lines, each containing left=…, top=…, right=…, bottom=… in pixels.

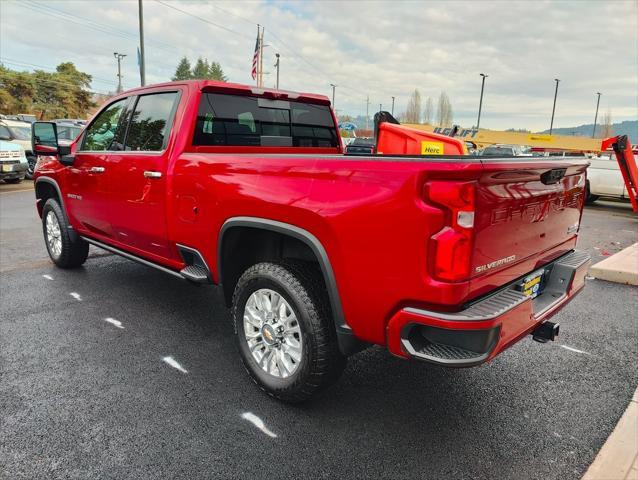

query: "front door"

left=108, top=91, right=180, bottom=260
left=66, top=97, right=130, bottom=239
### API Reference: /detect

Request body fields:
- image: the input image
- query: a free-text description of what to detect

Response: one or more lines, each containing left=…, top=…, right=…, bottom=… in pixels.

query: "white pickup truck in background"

left=586, top=152, right=631, bottom=204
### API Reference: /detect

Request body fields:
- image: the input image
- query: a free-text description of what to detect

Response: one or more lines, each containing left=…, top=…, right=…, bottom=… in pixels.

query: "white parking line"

left=560, top=345, right=590, bottom=355
left=104, top=318, right=124, bottom=329
left=42, top=274, right=53, bottom=280
left=162, top=356, right=188, bottom=373
left=69, top=292, right=82, bottom=301
left=241, top=412, right=277, bottom=438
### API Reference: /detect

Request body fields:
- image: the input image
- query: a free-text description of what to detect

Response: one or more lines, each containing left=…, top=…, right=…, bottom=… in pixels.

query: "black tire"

left=42, top=198, right=89, bottom=268
left=26, top=156, right=36, bottom=180
left=585, top=180, right=599, bottom=204
left=4, top=178, right=23, bottom=184
left=232, top=261, right=346, bottom=403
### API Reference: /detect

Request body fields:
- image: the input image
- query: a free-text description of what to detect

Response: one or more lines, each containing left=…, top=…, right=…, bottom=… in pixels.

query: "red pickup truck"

left=32, top=80, right=591, bottom=402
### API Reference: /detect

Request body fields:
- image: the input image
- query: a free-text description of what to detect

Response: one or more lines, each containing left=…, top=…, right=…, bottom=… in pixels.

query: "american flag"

left=251, top=29, right=260, bottom=81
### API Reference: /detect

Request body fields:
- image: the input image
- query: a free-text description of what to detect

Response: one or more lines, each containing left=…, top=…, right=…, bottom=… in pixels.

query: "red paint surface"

left=35, top=80, right=590, bottom=356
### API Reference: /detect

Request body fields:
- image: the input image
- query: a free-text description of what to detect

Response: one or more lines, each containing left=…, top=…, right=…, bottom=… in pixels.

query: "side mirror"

left=32, top=122, right=59, bottom=155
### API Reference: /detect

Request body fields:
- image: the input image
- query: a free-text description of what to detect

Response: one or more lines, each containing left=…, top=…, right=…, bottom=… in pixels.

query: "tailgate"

left=471, top=157, right=589, bottom=285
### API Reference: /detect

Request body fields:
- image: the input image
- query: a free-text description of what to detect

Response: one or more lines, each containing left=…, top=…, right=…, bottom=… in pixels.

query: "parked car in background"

left=0, top=118, right=36, bottom=179
left=51, top=118, right=87, bottom=126
left=55, top=121, right=83, bottom=144
left=586, top=152, right=630, bottom=203
left=0, top=114, right=37, bottom=124
left=0, top=141, right=28, bottom=183
left=480, top=144, right=533, bottom=156
left=345, top=137, right=374, bottom=155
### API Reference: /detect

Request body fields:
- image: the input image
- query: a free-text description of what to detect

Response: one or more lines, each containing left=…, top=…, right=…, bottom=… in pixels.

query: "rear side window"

left=193, top=93, right=338, bottom=148
left=125, top=92, right=178, bottom=151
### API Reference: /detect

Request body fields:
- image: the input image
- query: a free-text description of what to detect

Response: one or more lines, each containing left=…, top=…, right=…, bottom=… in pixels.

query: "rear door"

left=107, top=90, right=180, bottom=260
left=67, top=97, right=130, bottom=239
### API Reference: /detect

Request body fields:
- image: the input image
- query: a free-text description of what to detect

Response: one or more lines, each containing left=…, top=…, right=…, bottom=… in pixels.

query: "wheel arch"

left=218, top=216, right=363, bottom=356
left=35, top=176, right=79, bottom=242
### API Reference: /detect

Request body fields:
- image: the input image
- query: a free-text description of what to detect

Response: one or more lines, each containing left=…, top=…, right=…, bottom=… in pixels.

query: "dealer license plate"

left=521, top=270, right=545, bottom=299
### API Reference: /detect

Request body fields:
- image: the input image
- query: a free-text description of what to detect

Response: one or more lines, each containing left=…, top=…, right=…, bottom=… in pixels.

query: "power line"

left=0, top=57, right=118, bottom=86
left=154, top=0, right=253, bottom=40
left=20, top=1, right=182, bottom=57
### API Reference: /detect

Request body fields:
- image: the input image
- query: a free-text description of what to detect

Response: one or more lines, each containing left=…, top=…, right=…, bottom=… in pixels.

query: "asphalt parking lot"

left=1, top=184, right=636, bottom=480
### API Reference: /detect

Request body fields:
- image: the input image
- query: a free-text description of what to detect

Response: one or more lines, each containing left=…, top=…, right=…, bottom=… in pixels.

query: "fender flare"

left=218, top=216, right=363, bottom=356
left=35, top=176, right=79, bottom=242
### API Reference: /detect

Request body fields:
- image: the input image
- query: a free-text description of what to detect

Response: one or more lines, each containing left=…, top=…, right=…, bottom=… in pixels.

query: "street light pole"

left=592, top=92, right=602, bottom=138
left=330, top=83, right=336, bottom=109
left=391, top=96, right=395, bottom=116
left=365, top=95, right=370, bottom=130
left=549, top=78, right=560, bottom=135
left=476, top=73, right=488, bottom=130
left=138, top=0, right=146, bottom=86
left=274, top=53, right=280, bottom=89
left=113, top=52, right=127, bottom=93
left=379, top=103, right=382, bottom=113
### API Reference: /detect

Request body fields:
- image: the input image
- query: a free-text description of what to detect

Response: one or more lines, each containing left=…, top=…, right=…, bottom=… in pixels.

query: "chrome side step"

left=81, top=236, right=185, bottom=280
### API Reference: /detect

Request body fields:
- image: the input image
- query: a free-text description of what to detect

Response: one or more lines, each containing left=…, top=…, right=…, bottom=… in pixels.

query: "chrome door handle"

left=89, top=166, right=105, bottom=173
left=144, top=171, right=162, bottom=179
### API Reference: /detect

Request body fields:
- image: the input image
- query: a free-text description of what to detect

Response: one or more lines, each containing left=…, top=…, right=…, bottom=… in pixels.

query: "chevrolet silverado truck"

left=31, top=80, right=591, bottom=402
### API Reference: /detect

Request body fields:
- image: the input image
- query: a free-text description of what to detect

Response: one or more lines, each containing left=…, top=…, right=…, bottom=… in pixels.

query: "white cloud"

left=1, top=0, right=636, bottom=130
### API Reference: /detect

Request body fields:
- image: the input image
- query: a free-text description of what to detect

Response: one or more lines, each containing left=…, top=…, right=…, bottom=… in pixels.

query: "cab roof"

left=120, top=80, right=332, bottom=105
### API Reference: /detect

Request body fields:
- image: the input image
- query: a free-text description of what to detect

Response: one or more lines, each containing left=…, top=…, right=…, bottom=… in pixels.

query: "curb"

left=582, top=387, right=638, bottom=480
left=589, top=243, right=638, bottom=286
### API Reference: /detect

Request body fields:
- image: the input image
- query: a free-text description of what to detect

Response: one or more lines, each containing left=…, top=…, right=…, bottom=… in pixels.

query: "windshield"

left=11, top=126, right=31, bottom=140
left=351, top=138, right=373, bottom=146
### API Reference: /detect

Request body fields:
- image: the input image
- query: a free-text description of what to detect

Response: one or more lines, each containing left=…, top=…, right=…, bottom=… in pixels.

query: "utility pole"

left=592, top=92, right=602, bottom=138
left=476, top=73, right=488, bottom=130
left=379, top=103, right=382, bottom=113
left=113, top=52, right=127, bottom=93
left=138, top=0, right=146, bottom=86
left=365, top=95, right=370, bottom=130
left=391, top=96, right=395, bottom=116
left=330, top=83, right=336, bottom=108
left=549, top=78, right=560, bottom=135
left=258, top=27, right=265, bottom=87
left=274, top=53, right=280, bottom=89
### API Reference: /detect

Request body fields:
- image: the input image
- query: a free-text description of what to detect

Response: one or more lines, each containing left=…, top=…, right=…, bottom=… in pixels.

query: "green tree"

left=191, top=57, right=210, bottom=79
left=207, top=61, right=227, bottom=81
left=172, top=56, right=192, bottom=80
left=0, top=62, right=95, bottom=119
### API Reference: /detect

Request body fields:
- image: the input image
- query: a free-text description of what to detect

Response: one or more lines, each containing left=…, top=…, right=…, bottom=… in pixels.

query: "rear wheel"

left=232, top=261, right=345, bottom=403
left=42, top=198, right=89, bottom=268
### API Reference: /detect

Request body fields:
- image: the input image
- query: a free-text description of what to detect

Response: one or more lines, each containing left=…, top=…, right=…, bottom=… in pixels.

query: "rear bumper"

left=387, top=250, right=591, bottom=366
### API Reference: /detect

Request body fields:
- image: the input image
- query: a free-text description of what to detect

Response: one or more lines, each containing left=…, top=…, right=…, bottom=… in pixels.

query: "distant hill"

left=540, top=120, right=637, bottom=138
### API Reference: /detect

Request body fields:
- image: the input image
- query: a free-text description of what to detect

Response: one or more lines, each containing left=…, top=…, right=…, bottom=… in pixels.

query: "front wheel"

left=585, top=180, right=599, bottom=204
left=232, top=261, right=345, bottom=403
left=42, top=198, right=89, bottom=268
left=26, top=156, right=36, bottom=179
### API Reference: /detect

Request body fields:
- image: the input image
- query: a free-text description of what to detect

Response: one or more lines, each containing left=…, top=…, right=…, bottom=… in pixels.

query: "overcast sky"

left=1, top=0, right=637, bottom=130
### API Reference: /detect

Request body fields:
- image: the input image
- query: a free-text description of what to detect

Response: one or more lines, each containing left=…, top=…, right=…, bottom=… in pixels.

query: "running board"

left=81, top=236, right=184, bottom=279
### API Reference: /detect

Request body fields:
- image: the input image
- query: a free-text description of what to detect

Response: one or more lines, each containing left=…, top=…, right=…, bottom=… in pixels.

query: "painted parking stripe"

left=104, top=318, right=124, bottom=329
left=560, top=345, right=590, bottom=355
left=162, top=356, right=188, bottom=373
left=241, top=412, right=277, bottom=438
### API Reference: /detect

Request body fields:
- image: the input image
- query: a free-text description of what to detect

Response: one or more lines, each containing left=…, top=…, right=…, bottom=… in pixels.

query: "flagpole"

left=255, top=24, right=260, bottom=86
left=259, top=27, right=265, bottom=88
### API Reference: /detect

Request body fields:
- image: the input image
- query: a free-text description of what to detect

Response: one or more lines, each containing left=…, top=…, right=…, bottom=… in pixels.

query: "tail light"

left=424, top=181, right=476, bottom=282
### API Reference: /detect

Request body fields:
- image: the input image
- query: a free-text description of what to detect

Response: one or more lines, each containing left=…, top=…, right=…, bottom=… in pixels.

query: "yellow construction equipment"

left=404, top=124, right=604, bottom=152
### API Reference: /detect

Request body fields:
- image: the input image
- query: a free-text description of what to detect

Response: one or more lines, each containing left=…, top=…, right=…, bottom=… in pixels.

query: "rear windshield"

left=193, top=93, right=338, bottom=148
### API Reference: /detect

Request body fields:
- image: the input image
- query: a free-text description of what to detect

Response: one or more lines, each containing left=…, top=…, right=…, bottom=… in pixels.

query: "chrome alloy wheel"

left=243, top=288, right=303, bottom=378
left=45, top=211, right=62, bottom=259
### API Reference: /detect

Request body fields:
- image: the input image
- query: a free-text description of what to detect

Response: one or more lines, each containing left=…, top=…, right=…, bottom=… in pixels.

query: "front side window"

left=82, top=99, right=128, bottom=151
left=125, top=92, right=178, bottom=151
left=193, top=93, right=338, bottom=148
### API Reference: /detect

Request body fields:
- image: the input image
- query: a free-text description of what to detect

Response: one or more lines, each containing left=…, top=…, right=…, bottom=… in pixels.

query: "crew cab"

left=31, top=80, right=591, bottom=402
